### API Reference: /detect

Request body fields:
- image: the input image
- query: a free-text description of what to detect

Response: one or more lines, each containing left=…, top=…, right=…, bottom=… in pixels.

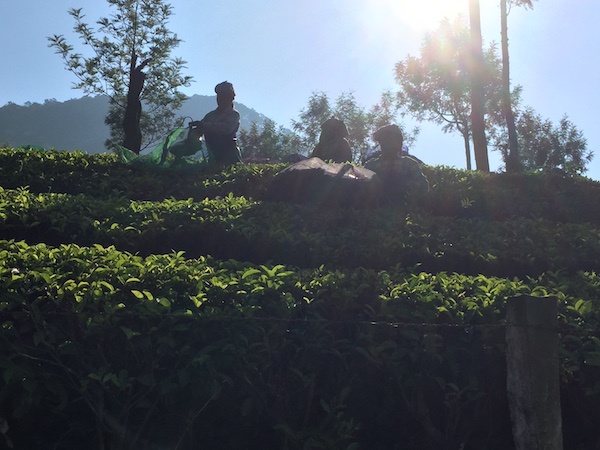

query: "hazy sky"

left=2, top=1, right=599, bottom=178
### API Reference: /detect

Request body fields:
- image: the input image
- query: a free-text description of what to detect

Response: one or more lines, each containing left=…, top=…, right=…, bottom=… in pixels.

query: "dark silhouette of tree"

left=496, top=107, right=593, bottom=175
left=238, top=119, right=302, bottom=161
left=122, top=52, right=150, bottom=153
left=292, top=92, right=333, bottom=151
left=394, top=19, right=510, bottom=170
left=469, top=0, right=490, bottom=171
left=48, top=0, right=192, bottom=153
left=500, top=0, right=536, bottom=172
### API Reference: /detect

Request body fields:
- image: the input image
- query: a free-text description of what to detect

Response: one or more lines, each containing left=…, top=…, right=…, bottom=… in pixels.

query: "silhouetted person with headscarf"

left=191, top=81, right=242, bottom=165
left=311, top=117, right=353, bottom=163
left=365, top=124, right=428, bottom=204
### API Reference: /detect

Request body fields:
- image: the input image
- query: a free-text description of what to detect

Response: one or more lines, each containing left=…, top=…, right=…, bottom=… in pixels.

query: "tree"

left=238, top=119, right=302, bottom=161
left=498, top=107, right=593, bottom=175
left=500, top=0, right=536, bottom=172
left=291, top=92, right=333, bottom=151
left=394, top=18, right=510, bottom=170
left=48, top=0, right=192, bottom=153
left=292, top=91, right=416, bottom=163
left=333, top=92, right=372, bottom=160
left=468, top=0, right=490, bottom=171
left=369, top=90, right=402, bottom=131
left=500, top=0, right=519, bottom=172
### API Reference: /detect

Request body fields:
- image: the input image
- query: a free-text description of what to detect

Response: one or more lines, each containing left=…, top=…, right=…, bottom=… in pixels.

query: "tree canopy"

left=48, top=0, right=192, bottom=151
left=503, top=107, right=593, bottom=175
left=394, top=18, right=510, bottom=170
left=292, top=91, right=417, bottom=163
left=238, top=119, right=302, bottom=161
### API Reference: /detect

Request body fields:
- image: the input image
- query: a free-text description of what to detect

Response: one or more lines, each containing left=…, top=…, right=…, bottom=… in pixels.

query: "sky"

left=1, top=0, right=599, bottom=179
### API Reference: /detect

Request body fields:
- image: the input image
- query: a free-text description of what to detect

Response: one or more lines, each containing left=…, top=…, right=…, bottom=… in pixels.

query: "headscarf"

left=215, top=81, right=235, bottom=97
left=373, top=124, right=403, bottom=143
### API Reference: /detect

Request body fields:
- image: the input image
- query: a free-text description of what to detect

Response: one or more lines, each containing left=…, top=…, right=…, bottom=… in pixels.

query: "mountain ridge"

left=0, top=95, right=269, bottom=153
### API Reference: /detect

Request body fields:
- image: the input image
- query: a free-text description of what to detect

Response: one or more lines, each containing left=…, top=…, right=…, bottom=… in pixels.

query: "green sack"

left=114, top=124, right=211, bottom=167
left=168, top=126, right=203, bottom=158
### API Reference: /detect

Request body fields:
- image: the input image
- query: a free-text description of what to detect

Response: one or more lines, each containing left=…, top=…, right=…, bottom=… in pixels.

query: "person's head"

left=215, top=81, right=235, bottom=108
left=319, top=117, right=349, bottom=142
left=373, top=124, right=403, bottom=157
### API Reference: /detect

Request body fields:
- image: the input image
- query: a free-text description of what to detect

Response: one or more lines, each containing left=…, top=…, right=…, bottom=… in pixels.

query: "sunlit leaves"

left=2, top=147, right=600, bottom=448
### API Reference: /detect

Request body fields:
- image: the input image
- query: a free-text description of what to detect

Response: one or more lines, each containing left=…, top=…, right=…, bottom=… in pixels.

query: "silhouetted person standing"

left=191, top=81, right=242, bottom=165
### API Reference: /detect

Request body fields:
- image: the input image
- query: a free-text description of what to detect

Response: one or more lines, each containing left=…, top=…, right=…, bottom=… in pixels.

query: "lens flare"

left=389, top=0, right=468, bottom=32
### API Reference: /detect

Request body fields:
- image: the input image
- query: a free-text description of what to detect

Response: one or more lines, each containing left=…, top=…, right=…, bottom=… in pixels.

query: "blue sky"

left=2, top=1, right=599, bottom=178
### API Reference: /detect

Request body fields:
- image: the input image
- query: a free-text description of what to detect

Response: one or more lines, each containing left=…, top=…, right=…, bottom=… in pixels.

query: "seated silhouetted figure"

left=311, top=117, right=353, bottom=163
left=365, top=124, right=428, bottom=204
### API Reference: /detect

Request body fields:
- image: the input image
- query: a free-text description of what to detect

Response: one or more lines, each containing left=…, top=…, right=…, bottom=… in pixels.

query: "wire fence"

left=1, top=308, right=598, bottom=337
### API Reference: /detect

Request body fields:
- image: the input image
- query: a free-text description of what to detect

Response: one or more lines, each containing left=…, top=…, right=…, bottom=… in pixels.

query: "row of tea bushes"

left=1, top=240, right=599, bottom=449
left=3, top=147, right=600, bottom=448
left=2, top=148, right=600, bottom=222
left=0, top=148, right=282, bottom=201
left=2, top=186, right=600, bottom=276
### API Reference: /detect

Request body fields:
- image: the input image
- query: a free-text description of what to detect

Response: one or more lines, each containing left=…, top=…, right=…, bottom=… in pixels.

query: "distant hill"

left=0, top=95, right=269, bottom=153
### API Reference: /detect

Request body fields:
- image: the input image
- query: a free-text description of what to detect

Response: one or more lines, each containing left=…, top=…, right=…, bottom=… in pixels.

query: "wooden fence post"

left=505, top=295, right=563, bottom=450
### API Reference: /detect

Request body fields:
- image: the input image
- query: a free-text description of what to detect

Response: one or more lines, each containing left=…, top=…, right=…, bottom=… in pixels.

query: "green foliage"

left=395, top=17, right=516, bottom=170
left=3, top=182, right=600, bottom=276
left=238, top=118, right=303, bottom=161
left=292, top=91, right=418, bottom=163
left=48, top=0, right=192, bottom=150
left=1, top=240, right=600, bottom=448
left=395, top=11, right=592, bottom=176
left=2, top=147, right=600, bottom=448
left=292, top=91, right=332, bottom=149
left=0, top=148, right=283, bottom=201
left=497, top=107, right=594, bottom=175
left=510, top=0, right=536, bottom=8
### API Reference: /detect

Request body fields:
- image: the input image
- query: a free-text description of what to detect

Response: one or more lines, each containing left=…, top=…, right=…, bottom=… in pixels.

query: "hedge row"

left=2, top=186, right=600, bottom=276
left=2, top=148, right=600, bottom=222
left=1, top=240, right=599, bottom=449
left=3, top=148, right=600, bottom=448
left=0, top=148, right=282, bottom=201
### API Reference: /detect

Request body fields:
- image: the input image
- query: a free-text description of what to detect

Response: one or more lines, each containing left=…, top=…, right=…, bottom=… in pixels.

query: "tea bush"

left=1, top=148, right=600, bottom=449
left=2, top=186, right=600, bottom=276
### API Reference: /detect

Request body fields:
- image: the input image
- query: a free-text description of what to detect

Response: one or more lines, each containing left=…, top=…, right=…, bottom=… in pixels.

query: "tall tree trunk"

left=501, top=0, right=522, bottom=172
left=463, top=131, right=472, bottom=171
left=457, top=122, right=472, bottom=170
left=468, top=0, right=490, bottom=172
left=122, top=52, right=150, bottom=154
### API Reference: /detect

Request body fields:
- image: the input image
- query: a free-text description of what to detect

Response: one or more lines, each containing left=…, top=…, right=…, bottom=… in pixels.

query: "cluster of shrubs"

left=1, top=148, right=600, bottom=449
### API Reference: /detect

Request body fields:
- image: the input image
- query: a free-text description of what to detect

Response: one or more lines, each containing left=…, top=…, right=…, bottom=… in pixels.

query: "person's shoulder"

left=398, top=156, right=426, bottom=176
left=400, top=155, right=422, bottom=167
left=226, top=107, right=240, bottom=121
left=364, top=157, right=381, bottom=171
left=202, top=108, right=218, bottom=119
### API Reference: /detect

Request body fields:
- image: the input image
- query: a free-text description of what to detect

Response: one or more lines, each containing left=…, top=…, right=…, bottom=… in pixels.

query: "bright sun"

left=353, top=0, right=475, bottom=66
left=383, top=0, right=468, bottom=32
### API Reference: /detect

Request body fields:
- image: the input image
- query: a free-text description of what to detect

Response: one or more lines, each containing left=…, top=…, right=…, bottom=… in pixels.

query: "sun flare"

left=382, top=0, right=468, bottom=32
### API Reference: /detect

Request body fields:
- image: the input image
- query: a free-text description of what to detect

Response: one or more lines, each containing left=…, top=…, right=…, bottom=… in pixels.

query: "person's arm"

left=190, top=111, right=211, bottom=135
left=192, top=109, right=239, bottom=136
